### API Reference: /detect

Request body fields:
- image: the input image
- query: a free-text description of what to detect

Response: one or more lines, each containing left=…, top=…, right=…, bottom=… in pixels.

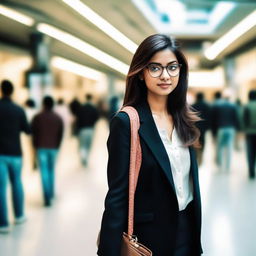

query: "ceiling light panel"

left=0, top=4, right=34, bottom=26
left=132, top=0, right=236, bottom=35
left=62, top=0, right=138, bottom=53
left=51, top=56, right=106, bottom=81
left=205, top=10, right=256, bottom=60
left=37, top=23, right=129, bottom=75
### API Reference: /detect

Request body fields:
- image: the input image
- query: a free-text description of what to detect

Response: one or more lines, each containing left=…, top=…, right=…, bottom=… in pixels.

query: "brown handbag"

left=120, top=106, right=152, bottom=256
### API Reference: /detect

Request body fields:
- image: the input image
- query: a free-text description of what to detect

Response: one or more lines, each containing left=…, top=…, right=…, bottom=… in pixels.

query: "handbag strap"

left=121, top=106, right=142, bottom=236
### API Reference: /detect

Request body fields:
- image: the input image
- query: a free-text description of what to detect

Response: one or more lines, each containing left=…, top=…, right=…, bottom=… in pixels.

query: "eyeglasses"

left=146, top=63, right=182, bottom=78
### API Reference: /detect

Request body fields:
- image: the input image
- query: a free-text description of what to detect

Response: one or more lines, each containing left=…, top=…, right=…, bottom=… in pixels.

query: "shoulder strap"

left=121, top=106, right=142, bottom=236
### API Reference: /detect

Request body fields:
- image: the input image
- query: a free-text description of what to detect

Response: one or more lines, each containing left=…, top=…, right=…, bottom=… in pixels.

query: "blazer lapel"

left=135, top=101, right=176, bottom=193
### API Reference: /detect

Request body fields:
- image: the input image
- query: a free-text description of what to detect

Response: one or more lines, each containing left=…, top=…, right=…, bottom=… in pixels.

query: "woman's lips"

left=158, top=84, right=171, bottom=89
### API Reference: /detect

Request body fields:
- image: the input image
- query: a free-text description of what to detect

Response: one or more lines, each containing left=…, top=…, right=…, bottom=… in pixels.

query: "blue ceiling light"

left=161, top=13, right=170, bottom=23
left=145, top=0, right=158, bottom=11
left=132, top=0, right=236, bottom=36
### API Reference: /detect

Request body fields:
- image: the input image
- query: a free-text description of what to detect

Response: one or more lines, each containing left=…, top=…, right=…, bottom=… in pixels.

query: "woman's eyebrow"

left=149, top=61, right=178, bottom=65
left=168, top=61, right=178, bottom=64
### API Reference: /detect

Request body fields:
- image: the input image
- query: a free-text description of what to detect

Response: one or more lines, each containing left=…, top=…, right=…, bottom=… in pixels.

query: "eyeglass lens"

left=147, top=63, right=181, bottom=77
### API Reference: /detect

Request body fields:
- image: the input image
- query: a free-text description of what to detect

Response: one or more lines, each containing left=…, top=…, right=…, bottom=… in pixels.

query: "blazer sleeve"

left=97, top=112, right=130, bottom=256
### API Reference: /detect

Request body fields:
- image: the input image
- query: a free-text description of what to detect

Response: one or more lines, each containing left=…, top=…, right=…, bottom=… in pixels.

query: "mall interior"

left=0, top=0, right=256, bottom=255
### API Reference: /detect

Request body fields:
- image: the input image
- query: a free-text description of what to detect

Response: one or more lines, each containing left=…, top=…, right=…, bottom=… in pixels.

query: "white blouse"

left=153, top=116, right=193, bottom=211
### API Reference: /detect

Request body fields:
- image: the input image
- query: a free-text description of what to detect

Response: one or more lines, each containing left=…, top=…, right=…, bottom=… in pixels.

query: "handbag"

left=120, top=106, right=152, bottom=256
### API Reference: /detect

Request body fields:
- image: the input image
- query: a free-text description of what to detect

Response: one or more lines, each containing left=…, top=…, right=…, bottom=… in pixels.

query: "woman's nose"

left=160, top=67, right=170, bottom=79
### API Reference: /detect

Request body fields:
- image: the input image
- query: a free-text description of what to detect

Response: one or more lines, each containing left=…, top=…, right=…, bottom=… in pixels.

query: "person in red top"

left=31, top=96, right=63, bottom=206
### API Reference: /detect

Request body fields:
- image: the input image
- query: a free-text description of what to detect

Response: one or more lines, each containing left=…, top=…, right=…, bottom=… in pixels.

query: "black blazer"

left=98, top=101, right=202, bottom=256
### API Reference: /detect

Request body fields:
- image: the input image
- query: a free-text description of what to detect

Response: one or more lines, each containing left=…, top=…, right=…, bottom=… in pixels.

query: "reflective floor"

left=0, top=118, right=255, bottom=256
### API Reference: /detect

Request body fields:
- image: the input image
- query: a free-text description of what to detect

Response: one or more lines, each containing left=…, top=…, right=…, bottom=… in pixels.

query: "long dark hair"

left=123, top=34, right=200, bottom=147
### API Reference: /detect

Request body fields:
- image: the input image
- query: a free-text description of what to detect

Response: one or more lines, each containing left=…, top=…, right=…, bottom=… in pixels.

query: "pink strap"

left=121, top=106, right=142, bottom=236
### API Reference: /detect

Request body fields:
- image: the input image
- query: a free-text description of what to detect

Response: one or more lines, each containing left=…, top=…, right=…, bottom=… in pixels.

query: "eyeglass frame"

left=146, top=62, right=182, bottom=78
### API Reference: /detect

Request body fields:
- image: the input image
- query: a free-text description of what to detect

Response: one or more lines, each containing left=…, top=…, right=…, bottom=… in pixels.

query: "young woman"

left=98, top=34, right=202, bottom=256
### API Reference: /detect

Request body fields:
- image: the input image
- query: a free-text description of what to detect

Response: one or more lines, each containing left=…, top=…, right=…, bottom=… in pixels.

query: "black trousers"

left=173, top=201, right=197, bottom=256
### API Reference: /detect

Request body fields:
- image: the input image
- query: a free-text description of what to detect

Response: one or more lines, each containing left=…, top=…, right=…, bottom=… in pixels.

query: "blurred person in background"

left=98, top=34, right=202, bottom=256
left=76, top=94, right=99, bottom=167
left=31, top=96, right=63, bottom=207
left=234, top=98, right=244, bottom=151
left=24, top=98, right=37, bottom=123
left=55, top=98, right=73, bottom=138
left=108, top=95, right=119, bottom=122
left=192, top=92, right=211, bottom=165
left=243, top=89, right=256, bottom=179
left=69, top=98, right=81, bottom=137
left=98, top=97, right=110, bottom=121
left=211, top=90, right=240, bottom=172
left=24, top=98, right=38, bottom=171
left=0, top=80, right=30, bottom=233
left=210, top=91, right=222, bottom=140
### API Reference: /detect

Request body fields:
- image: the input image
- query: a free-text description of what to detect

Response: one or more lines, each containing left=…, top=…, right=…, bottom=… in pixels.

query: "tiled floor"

left=0, top=119, right=255, bottom=256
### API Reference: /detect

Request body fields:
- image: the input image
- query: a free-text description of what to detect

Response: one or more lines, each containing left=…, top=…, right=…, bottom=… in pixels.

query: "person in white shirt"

left=98, top=34, right=203, bottom=256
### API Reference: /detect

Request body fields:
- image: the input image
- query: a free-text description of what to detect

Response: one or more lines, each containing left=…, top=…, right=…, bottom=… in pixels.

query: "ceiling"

left=0, top=0, right=256, bottom=79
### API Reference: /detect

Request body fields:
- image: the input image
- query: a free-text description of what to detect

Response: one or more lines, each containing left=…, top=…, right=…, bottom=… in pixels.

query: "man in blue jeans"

left=0, top=80, right=30, bottom=233
left=31, top=96, right=63, bottom=207
left=76, top=94, right=99, bottom=166
left=211, top=92, right=240, bottom=171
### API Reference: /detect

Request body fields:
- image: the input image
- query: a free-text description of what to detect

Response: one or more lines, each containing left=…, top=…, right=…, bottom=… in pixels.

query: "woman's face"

left=142, top=48, right=180, bottom=99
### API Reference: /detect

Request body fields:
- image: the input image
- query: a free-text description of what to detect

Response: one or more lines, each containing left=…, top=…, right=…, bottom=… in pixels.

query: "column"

left=25, top=32, right=53, bottom=107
